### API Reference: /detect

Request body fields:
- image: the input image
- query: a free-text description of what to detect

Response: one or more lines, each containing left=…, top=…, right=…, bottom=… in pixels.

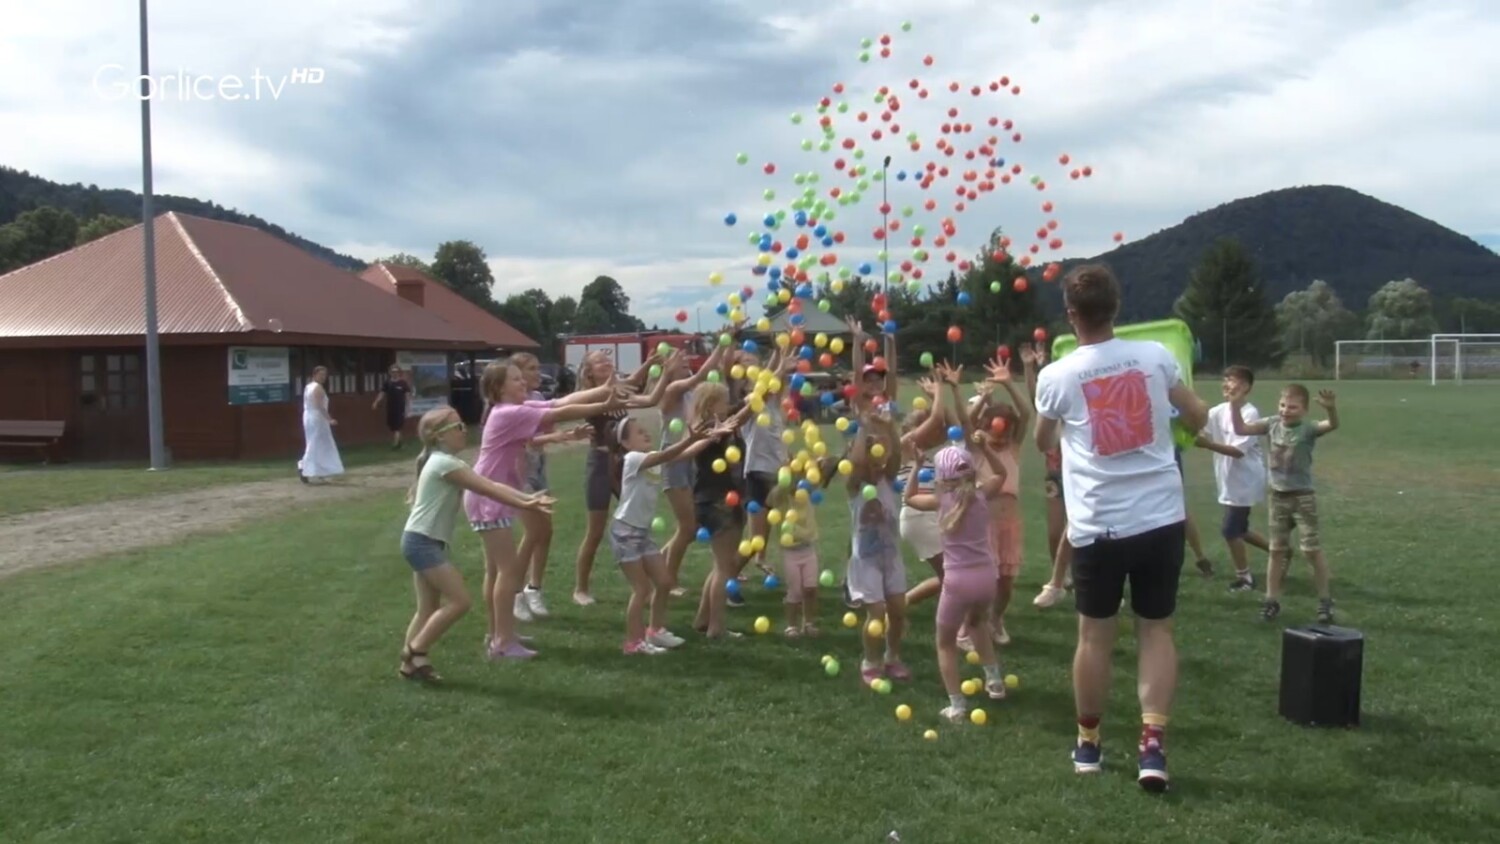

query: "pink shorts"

left=782, top=545, right=819, bottom=602
left=988, top=495, right=1023, bottom=578
left=937, top=564, right=997, bottom=630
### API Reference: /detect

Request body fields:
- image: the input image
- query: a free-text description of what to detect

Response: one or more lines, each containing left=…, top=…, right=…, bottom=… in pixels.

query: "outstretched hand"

left=985, top=358, right=1012, bottom=383
left=526, top=493, right=557, bottom=515
left=1316, top=389, right=1336, bottom=409
left=917, top=375, right=941, bottom=398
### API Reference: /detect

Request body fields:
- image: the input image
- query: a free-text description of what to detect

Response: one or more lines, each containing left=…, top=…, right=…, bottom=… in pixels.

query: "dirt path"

left=0, top=460, right=418, bottom=580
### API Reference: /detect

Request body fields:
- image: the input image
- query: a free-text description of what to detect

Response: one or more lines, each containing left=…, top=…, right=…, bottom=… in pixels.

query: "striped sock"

left=1141, top=713, right=1168, bottom=752
left=1078, top=715, right=1101, bottom=745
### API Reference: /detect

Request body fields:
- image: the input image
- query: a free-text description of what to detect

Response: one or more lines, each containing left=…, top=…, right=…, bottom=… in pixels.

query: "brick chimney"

left=395, top=278, right=425, bottom=307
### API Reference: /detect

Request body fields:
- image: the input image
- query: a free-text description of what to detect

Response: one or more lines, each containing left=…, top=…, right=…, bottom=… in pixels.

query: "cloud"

left=2, top=0, right=1497, bottom=328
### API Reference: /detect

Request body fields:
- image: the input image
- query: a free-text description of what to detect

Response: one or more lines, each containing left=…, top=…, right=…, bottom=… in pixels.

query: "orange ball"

left=1014, top=278, right=1029, bottom=293
left=946, top=326, right=963, bottom=343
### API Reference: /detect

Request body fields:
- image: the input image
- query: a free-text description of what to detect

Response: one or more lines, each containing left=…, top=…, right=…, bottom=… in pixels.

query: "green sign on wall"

left=227, top=347, right=291, bottom=405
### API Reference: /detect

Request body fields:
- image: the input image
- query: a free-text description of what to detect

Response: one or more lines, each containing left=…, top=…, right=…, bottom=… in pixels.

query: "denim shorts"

left=401, top=531, right=450, bottom=572
left=609, top=521, right=657, bottom=563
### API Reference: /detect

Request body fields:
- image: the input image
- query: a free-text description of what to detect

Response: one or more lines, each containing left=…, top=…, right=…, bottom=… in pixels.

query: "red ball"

left=1014, top=278, right=1029, bottom=293
left=675, top=310, right=688, bottom=323
left=1113, top=232, right=1125, bottom=243
left=1033, top=327, right=1048, bottom=342
left=997, top=344, right=1010, bottom=359
left=923, top=55, right=934, bottom=66
left=946, top=326, right=963, bottom=343
left=725, top=491, right=741, bottom=507
left=763, top=163, right=776, bottom=175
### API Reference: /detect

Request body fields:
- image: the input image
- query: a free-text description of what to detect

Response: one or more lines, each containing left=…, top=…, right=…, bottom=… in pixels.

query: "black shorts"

left=746, top=471, right=777, bottom=508
left=1070, top=522, right=1185, bottom=620
left=585, top=448, right=618, bottom=511
left=1220, top=505, right=1252, bottom=540
left=695, top=499, right=746, bottom=536
left=385, top=409, right=406, bottom=433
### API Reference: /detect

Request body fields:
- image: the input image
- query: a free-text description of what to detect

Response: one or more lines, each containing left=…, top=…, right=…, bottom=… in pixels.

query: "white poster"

left=396, top=351, right=450, bottom=416
left=227, top=347, right=291, bottom=405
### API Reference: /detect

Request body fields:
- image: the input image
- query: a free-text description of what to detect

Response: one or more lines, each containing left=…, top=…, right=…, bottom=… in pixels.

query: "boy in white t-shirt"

left=1195, top=365, right=1270, bottom=593
left=1034, top=264, right=1208, bottom=794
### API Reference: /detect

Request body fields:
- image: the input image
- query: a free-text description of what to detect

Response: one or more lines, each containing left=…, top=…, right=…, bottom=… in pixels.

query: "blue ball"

left=893, top=478, right=905, bottom=494
left=742, top=339, right=758, bottom=353
left=767, top=279, right=781, bottom=293
left=810, top=490, right=825, bottom=505
left=820, top=392, right=835, bottom=406
left=794, top=211, right=809, bottom=226
left=726, top=577, right=742, bottom=596
left=813, top=224, right=828, bottom=238
left=769, top=267, right=783, bottom=280
left=791, top=373, right=806, bottom=389
left=786, top=247, right=800, bottom=260
left=725, top=212, right=738, bottom=226
left=896, top=170, right=908, bottom=181
left=796, top=283, right=814, bottom=298
left=716, top=302, right=730, bottom=316
left=883, top=320, right=898, bottom=334
left=846, top=420, right=860, bottom=434
left=763, top=574, right=781, bottom=590
left=696, top=526, right=712, bottom=542
left=948, top=425, right=964, bottom=441
left=797, top=479, right=812, bottom=491
left=752, top=265, right=768, bottom=276
left=747, top=500, right=763, bottom=514
left=918, top=467, right=935, bottom=483
left=790, top=314, right=806, bottom=327
left=799, top=346, right=814, bottom=360
left=821, top=236, right=835, bottom=247
left=957, top=291, right=972, bottom=306
left=762, top=214, right=776, bottom=228
left=858, top=262, right=873, bottom=275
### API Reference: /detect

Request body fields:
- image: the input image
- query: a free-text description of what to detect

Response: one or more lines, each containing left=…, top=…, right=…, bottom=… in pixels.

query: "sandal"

left=784, top=626, right=802, bottom=638
left=399, top=646, right=441, bottom=682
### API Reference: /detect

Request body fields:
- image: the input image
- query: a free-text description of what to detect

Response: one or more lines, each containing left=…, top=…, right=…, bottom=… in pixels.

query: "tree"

left=573, top=299, right=612, bottom=333
left=0, top=206, right=80, bottom=273
left=493, top=294, right=547, bottom=350
left=430, top=240, right=495, bottom=307
left=1173, top=238, right=1282, bottom=370
left=551, top=295, right=578, bottom=336
left=578, top=275, right=645, bottom=332
left=75, top=214, right=134, bottom=246
left=1275, top=280, right=1358, bottom=367
left=1365, top=278, right=1439, bottom=340
left=371, top=252, right=434, bottom=276
left=1439, top=296, right=1500, bottom=334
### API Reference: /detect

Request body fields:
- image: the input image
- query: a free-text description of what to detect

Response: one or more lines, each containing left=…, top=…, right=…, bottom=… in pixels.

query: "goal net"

left=1335, top=339, right=1454, bottom=381
left=1431, top=334, right=1500, bottom=385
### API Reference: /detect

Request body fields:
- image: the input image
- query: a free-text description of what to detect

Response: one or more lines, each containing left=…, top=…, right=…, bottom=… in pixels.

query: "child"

left=657, top=337, right=731, bottom=597
left=611, top=416, right=724, bottom=654
left=741, top=348, right=795, bottom=580
left=847, top=399, right=910, bottom=686
left=970, top=355, right=1031, bottom=646
left=899, top=403, right=946, bottom=608
left=903, top=445, right=1009, bottom=723
left=399, top=407, right=554, bottom=682
left=689, top=382, right=757, bottom=638
left=512, top=352, right=590, bottom=622
left=468, top=362, right=624, bottom=661
left=1231, top=384, right=1340, bottom=623
left=1198, top=365, right=1271, bottom=592
left=769, top=484, right=821, bottom=637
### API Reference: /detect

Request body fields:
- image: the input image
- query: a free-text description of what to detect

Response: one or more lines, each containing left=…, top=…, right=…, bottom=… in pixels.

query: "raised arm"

left=666, top=340, right=728, bottom=402
left=1194, top=434, right=1244, bottom=459
left=542, top=392, right=625, bottom=426
left=1228, top=399, right=1270, bottom=437
left=905, top=376, right=948, bottom=450
left=902, top=458, right=938, bottom=512
left=1314, top=390, right=1339, bottom=436
left=883, top=333, right=899, bottom=403
left=986, top=357, right=1031, bottom=440
left=629, top=349, right=685, bottom=409
left=555, top=382, right=616, bottom=407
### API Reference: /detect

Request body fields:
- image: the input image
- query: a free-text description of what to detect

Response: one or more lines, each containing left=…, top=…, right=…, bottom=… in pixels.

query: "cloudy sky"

left=3, top=0, right=1498, bottom=328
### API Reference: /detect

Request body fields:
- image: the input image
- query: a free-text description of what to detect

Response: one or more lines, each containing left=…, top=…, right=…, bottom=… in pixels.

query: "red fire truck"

left=560, top=332, right=713, bottom=377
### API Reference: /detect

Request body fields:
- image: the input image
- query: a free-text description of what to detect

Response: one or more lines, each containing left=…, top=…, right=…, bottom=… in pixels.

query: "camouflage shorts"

left=1268, top=491, right=1319, bottom=553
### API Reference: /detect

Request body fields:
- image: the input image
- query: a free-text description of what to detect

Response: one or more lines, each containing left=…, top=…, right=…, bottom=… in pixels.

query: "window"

left=362, top=349, right=389, bottom=393
left=79, top=352, right=142, bottom=410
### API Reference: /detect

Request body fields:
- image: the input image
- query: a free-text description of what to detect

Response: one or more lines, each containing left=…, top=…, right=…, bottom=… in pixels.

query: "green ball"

left=862, top=484, right=878, bottom=501
left=764, top=189, right=776, bottom=201
left=837, top=102, right=850, bottom=114
left=902, top=206, right=914, bottom=218
left=920, top=352, right=934, bottom=368
left=825, top=659, right=841, bottom=677
left=736, top=152, right=749, bottom=165
left=991, top=281, right=1002, bottom=293
left=818, top=299, right=831, bottom=313
left=658, top=342, right=673, bottom=356
left=707, top=370, right=722, bottom=383
left=718, top=333, right=732, bottom=347
left=901, top=21, right=913, bottom=31
left=651, top=516, right=666, bottom=533
left=669, top=418, right=684, bottom=435
left=861, top=37, right=873, bottom=48
left=790, top=113, right=803, bottom=124
left=801, top=139, right=813, bottom=151
left=649, top=364, right=662, bottom=379
left=819, top=569, right=836, bottom=587
left=859, top=51, right=870, bottom=62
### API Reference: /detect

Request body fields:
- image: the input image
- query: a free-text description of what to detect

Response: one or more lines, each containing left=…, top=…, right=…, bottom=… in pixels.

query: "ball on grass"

left=965, top=651, right=981, bottom=665
left=970, top=708, right=988, bottom=725
left=819, top=569, right=836, bottom=587
left=843, top=612, right=859, bottom=628
left=923, top=729, right=938, bottom=741
left=1004, top=673, right=1019, bottom=690
left=825, top=659, right=841, bottom=677
left=960, top=679, right=979, bottom=696
left=866, top=618, right=886, bottom=638
left=754, top=616, right=771, bottom=634
left=895, top=704, right=912, bottom=721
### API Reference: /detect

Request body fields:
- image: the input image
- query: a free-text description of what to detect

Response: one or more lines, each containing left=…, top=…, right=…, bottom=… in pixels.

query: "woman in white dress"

left=299, top=366, right=345, bottom=484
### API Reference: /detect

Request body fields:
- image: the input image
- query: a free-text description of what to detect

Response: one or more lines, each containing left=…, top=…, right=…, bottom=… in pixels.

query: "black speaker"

left=1278, top=625, right=1363, bottom=727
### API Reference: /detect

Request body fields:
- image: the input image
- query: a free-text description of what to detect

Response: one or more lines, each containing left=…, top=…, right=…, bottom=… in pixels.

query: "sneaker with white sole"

left=623, top=639, right=667, bottom=655
left=524, top=588, right=550, bottom=618
left=1073, top=741, right=1103, bottom=774
left=513, top=593, right=534, bottom=623
left=1033, top=584, right=1066, bottom=608
left=647, top=628, right=685, bottom=649
left=940, top=705, right=968, bottom=724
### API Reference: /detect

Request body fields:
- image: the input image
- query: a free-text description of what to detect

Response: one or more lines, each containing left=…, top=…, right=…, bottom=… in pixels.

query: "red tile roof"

left=358, top=263, right=538, bottom=349
left=0, top=212, right=491, bottom=349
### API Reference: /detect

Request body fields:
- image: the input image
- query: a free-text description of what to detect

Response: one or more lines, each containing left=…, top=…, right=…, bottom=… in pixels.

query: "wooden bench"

left=0, top=420, right=66, bottom=464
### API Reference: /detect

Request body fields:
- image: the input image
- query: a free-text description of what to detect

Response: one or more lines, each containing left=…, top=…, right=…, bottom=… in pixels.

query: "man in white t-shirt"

left=1033, top=264, right=1208, bottom=794
left=1196, top=364, right=1270, bottom=592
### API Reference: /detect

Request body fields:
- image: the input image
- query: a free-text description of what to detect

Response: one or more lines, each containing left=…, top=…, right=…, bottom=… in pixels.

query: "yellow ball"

left=912, top=396, right=929, bottom=412
left=738, top=540, right=752, bottom=557
left=866, top=618, right=885, bottom=638
left=730, top=308, right=744, bottom=323
left=835, top=417, right=850, bottom=432
left=838, top=459, right=854, bottom=476
left=750, top=536, right=766, bottom=552
left=960, top=679, right=979, bottom=696
left=724, top=445, right=742, bottom=464
left=795, top=449, right=812, bottom=464
left=790, top=457, right=805, bottom=474
left=781, top=430, right=797, bottom=446
left=806, top=467, right=823, bottom=485
left=831, top=279, right=846, bottom=294
left=895, top=704, right=912, bottom=721
left=730, top=364, right=746, bottom=380
left=756, top=317, right=771, bottom=332
left=768, top=378, right=783, bottom=394
left=842, top=611, right=858, bottom=628
left=757, top=412, right=771, bottom=428
left=821, top=654, right=834, bottom=665
left=780, top=532, right=796, bottom=547
left=870, top=443, right=886, bottom=459
left=923, top=729, right=938, bottom=741
left=776, top=333, right=791, bottom=349
left=784, top=509, right=799, bottom=525
left=777, top=288, right=791, bottom=303
left=1005, top=674, right=1019, bottom=690
left=830, top=338, right=846, bottom=355
left=767, top=509, right=783, bottom=526
left=747, top=366, right=762, bottom=380
left=815, top=332, right=829, bottom=348
left=965, top=651, right=981, bottom=665
left=709, top=271, right=724, bottom=285
left=749, top=395, right=766, bottom=413
left=804, top=428, right=821, bottom=445
left=754, top=616, right=771, bottom=634
left=813, top=442, right=828, bottom=457
left=712, top=458, right=728, bottom=474
left=970, top=708, right=988, bottom=726
left=728, top=293, right=743, bottom=306
left=794, top=488, right=810, bottom=503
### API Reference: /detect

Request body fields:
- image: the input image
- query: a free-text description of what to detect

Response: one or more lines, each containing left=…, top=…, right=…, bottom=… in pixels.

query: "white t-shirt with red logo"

left=1034, top=338, right=1186, bottom=547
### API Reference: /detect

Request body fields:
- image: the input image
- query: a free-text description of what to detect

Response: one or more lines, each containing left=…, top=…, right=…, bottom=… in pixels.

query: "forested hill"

left=1051, top=185, right=1500, bottom=317
left=0, top=166, right=363, bottom=271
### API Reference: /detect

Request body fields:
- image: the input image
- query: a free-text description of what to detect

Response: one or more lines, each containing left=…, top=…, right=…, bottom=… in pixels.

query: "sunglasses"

left=433, top=420, right=466, bottom=436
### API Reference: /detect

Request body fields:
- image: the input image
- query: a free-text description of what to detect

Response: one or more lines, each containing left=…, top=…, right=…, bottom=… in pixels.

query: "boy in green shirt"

left=1231, top=384, right=1339, bottom=623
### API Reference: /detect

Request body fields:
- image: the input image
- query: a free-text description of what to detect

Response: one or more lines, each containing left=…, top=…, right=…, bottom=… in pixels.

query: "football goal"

left=1429, top=333, right=1500, bottom=385
left=1333, top=335, right=1500, bottom=383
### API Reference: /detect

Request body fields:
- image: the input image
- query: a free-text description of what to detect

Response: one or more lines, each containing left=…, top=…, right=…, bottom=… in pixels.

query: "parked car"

left=539, top=363, right=575, bottom=398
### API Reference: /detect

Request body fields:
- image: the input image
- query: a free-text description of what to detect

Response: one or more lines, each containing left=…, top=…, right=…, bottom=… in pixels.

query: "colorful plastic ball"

left=724, top=213, right=737, bottom=226
left=990, top=281, right=1001, bottom=293
left=960, top=679, right=979, bottom=696
left=971, top=708, right=988, bottom=725
left=736, top=152, right=749, bottom=165
left=947, top=425, right=963, bottom=441
left=956, top=291, right=972, bottom=306
left=862, top=484, right=878, bottom=501
left=819, top=569, right=835, bottom=587
left=1005, top=673, right=1020, bottom=689
left=741, top=340, right=758, bottom=354
left=754, top=616, right=771, bottom=634
left=651, top=516, right=666, bottom=533
left=764, top=574, right=781, bottom=590
left=919, top=351, right=934, bottom=368
left=726, top=578, right=742, bottom=597
left=946, top=326, right=963, bottom=343
left=825, top=659, right=841, bottom=677
left=696, top=526, right=712, bottom=542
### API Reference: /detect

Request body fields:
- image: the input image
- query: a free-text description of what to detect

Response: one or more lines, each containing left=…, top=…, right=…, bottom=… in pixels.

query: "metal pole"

left=881, top=156, right=891, bottom=298
left=140, top=0, right=167, bottom=470
left=1221, top=316, right=1227, bottom=370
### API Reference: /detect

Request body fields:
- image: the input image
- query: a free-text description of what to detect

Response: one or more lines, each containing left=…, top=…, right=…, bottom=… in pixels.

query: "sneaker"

left=860, top=665, right=884, bottom=688
left=1138, top=741, right=1169, bottom=793
left=1316, top=599, right=1335, bottom=625
left=1228, top=573, right=1256, bottom=593
left=524, top=588, right=550, bottom=618
left=1072, top=741, right=1103, bottom=774
left=802, top=623, right=821, bottom=637
left=513, top=594, right=534, bottom=623
left=623, top=639, right=667, bottom=655
left=727, top=593, right=747, bottom=608
left=488, top=639, right=537, bottom=661
left=1033, top=584, right=1066, bottom=608
left=1195, top=557, right=1214, bottom=578
left=1261, top=599, right=1282, bottom=622
left=940, top=705, right=968, bottom=724
left=647, top=628, right=685, bottom=649
left=956, top=635, right=975, bottom=653
left=884, top=661, right=912, bottom=682
left=985, top=679, right=1007, bottom=700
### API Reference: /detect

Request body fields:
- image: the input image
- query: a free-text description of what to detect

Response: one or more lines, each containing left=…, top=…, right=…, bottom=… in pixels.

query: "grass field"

left=0, top=443, right=409, bottom=517
left=2, top=379, right=1497, bottom=843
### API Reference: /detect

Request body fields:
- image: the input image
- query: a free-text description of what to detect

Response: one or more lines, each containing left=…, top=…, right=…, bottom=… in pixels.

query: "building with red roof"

left=0, top=212, right=530, bottom=461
